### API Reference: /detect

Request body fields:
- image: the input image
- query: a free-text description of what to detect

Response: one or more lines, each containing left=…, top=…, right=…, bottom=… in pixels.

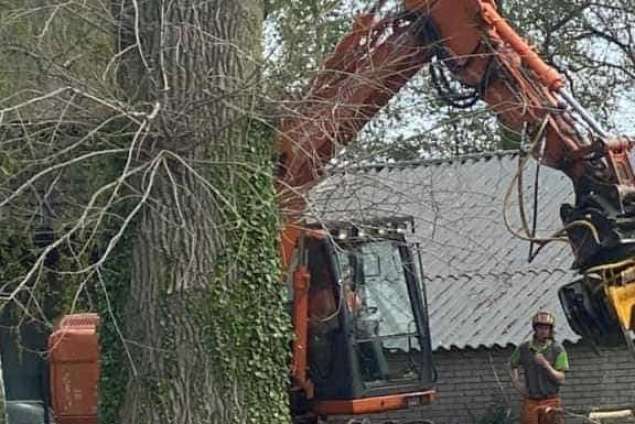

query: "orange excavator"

left=3, top=0, right=634, bottom=423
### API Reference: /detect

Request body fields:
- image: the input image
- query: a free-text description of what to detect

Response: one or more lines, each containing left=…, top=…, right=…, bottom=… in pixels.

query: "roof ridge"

left=329, top=149, right=520, bottom=174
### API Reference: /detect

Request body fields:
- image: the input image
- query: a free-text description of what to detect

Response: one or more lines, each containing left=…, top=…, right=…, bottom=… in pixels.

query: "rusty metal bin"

left=48, top=313, right=100, bottom=424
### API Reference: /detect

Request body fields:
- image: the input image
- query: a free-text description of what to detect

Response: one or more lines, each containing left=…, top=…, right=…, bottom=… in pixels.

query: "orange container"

left=48, top=313, right=100, bottom=424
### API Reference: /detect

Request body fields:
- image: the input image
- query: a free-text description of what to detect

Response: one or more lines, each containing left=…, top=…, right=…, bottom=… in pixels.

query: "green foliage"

left=0, top=1, right=114, bottom=103
left=106, top=119, right=292, bottom=423
left=94, top=229, right=133, bottom=424
left=199, top=122, right=292, bottom=423
left=502, top=0, right=633, bottom=114
left=265, top=0, right=374, bottom=93
left=0, top=230, right=31, bottom=301
left=0, top=123, right=137, bottom=422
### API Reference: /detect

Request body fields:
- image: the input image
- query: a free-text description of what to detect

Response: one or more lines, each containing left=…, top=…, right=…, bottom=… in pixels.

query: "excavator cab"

left=288, top=218, right=435, bottom=422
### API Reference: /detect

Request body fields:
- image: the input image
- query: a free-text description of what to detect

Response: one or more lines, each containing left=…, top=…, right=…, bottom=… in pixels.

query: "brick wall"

left=377, top=343, right=635, bottom=424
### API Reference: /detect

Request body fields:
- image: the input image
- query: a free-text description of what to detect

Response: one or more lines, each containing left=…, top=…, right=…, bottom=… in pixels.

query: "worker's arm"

left=534, top=353, right=567, bottom=384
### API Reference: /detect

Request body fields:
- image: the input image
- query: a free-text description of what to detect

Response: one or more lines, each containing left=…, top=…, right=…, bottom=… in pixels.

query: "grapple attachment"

left=559, top=274, right=635, bottom=348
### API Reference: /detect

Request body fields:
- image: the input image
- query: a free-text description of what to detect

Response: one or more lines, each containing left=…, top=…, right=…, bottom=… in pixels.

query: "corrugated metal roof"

left=425, top=268, right=580, bottom=350
left=310, top=151, right=582, bottom=349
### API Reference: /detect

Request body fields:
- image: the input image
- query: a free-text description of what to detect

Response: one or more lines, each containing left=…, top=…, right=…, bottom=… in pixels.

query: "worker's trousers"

left=521, top=396, right=564, bottom=424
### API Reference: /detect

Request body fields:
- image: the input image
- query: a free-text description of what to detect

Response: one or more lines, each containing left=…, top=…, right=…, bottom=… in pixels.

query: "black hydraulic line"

left=528, top=160, right=541, bottom=263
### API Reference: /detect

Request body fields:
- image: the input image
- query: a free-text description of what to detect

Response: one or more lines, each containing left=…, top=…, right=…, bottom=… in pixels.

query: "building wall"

left=383, top=343, right=635, bottom=424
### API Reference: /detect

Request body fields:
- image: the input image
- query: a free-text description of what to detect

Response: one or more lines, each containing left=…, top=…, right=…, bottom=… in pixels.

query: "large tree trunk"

left=109, top=1, right=290, bottom=423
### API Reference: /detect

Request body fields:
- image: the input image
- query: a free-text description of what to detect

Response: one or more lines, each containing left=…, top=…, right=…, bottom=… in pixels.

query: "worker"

left=308, top=267, right=339, bottom=335
left=510, top=311, right=569, bottom=424
left=341, top=273, right=389, bottom=381
left=344, top=281, right=363, bottom=314
left=307, top=265, right=339, bottom=381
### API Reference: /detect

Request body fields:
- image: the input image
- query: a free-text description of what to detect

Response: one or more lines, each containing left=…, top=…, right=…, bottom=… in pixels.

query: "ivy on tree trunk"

left=105, top=1, right=291, bottom=423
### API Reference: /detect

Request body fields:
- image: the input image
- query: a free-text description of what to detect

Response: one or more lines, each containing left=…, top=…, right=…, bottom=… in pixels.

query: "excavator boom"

left=276, top=11, right=429, bottom=217
left=276, top=0, right=635, bottom=346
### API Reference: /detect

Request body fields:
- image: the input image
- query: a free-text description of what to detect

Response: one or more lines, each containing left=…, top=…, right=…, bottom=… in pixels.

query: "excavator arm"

left=276, top=6, right=430, bottom=217
left=277, top=0, right=633, bottom=192
left=277, top=0, right=635, bottom=352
